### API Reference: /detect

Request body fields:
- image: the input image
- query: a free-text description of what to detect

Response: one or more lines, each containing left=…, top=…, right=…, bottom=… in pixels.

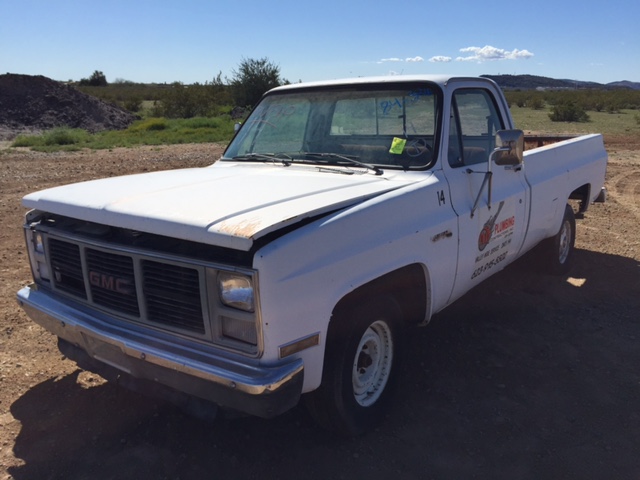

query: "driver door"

left=445, top=88, right=529, bottom=303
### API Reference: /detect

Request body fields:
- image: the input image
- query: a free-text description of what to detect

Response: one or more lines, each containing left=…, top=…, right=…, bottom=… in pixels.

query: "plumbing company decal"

left=472, top=201, right=516, bottom=280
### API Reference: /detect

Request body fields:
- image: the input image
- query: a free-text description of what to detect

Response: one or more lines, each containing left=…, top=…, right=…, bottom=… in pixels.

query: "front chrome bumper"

left=17, top=285, right=304, bottom=418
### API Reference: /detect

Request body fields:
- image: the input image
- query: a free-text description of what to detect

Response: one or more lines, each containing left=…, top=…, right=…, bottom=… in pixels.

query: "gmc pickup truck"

left=17, top=75, right=607, bottom=435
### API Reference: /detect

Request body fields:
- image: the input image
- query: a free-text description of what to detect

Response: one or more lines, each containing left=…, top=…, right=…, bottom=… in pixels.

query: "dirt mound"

left=0, top=73, right=136, bottom=140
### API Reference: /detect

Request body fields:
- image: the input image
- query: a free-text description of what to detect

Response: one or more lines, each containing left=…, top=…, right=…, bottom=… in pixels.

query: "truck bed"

left=520, top=134, right=607, bottom=254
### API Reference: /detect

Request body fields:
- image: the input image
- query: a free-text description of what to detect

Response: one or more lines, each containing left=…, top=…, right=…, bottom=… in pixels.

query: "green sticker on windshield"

left=389, top=137, right=406, bottom=154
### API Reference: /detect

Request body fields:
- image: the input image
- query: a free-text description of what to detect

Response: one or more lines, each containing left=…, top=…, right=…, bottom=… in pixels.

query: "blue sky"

left=2, top=0, right=638, bottom=85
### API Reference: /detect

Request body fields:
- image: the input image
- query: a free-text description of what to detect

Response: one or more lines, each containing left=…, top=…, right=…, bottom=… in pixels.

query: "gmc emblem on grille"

left=89, top=271, right=134, bottom=295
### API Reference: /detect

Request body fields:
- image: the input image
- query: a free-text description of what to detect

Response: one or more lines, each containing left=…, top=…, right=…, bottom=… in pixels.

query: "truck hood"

left=23, top=162, right=419, bottom=251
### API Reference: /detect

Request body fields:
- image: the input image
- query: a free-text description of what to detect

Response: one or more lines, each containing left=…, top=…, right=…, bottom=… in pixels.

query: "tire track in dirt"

left=607, top=169, right=640, bottom=221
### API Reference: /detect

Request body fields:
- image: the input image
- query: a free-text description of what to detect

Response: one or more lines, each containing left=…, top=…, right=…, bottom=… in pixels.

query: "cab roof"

left=269, top=75, right=498, bottom=93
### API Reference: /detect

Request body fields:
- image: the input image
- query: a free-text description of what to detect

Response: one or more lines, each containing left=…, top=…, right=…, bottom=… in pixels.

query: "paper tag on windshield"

left=389, top=137, right=406, bottom=154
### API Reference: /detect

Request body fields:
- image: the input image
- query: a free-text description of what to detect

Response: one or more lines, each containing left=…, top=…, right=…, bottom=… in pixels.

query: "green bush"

left=181, top=117, right=223, bottom=129
left=76, top=83, right=167, bottom=104
left=43, top=128, right=89, bottom=145
left=156, top=79, right=230, bottom=118
left=123, top=96, right=143, bottom=112
left=74, top=74, right=237, bottom=119
left=150, top=100, right=165, bottom=117
left=504, top=89, right=640, bottom=116
left=549, top=102, right=590, bottom=122
left=130, top=118, right=168, bottom=131
left=11, top=135, right=41, bottom=147
left=529, top=97, right=545, bottom=110
left=11, top=128, right=89, bottom=151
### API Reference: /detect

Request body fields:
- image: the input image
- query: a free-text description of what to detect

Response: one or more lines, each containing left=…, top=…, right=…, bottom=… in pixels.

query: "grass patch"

left=11, top=135, right=42, bottom=148
left=129, top=117, right=169, bottom=132
left=12, top=128, right=90, bottom=152
left=44, top=128, right=91, bottom=145
left=10, top=116, right=236, bottom=152
left=510, top=107, right=640, bottom=137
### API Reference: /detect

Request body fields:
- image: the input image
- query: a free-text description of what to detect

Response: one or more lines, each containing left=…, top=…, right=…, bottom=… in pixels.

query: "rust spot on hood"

left=215, top=217, right=265, bottom=238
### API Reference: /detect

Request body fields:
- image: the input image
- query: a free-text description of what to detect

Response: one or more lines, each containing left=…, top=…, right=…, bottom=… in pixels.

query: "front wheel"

left=305, top=298, right=403, bottom=436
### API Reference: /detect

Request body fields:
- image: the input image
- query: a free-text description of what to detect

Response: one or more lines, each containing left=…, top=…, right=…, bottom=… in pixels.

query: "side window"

left=448, top=89, right=504, bottom=168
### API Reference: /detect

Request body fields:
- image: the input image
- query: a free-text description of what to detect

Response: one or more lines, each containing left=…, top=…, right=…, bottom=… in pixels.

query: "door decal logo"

left=472, top=201, right=517, bottom=280
left=478, top=201, right=505, bottom=251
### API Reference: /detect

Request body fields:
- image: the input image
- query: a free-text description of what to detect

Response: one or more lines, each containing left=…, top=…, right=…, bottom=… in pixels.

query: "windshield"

left=223, top=83, right=442, bottom=170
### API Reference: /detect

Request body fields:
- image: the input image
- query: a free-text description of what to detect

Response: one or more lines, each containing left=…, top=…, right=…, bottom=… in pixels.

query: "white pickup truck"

left=17, top=75, right=607, bottom=435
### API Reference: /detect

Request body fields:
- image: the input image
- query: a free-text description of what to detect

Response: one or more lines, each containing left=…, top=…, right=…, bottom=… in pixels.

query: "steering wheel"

left=404, top=138, right=432, bottom=157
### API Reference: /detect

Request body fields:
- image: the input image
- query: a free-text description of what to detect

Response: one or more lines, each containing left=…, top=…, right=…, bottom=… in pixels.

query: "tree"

left=79, top=70, right=108, bottom=87
left=229, top=57, right=286, bottom=107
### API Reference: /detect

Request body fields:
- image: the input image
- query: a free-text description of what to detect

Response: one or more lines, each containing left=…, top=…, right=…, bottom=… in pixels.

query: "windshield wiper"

left=232, top=152, right=292, bottom=166
left=302, top=152, right=384, bottom=176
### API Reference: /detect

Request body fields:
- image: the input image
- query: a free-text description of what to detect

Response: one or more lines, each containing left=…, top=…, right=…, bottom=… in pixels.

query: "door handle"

left=505, top=165, right=522, bottom=172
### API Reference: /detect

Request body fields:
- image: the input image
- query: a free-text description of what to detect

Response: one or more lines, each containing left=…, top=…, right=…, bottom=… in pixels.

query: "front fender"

left=254, top=172, right=458, bottom=392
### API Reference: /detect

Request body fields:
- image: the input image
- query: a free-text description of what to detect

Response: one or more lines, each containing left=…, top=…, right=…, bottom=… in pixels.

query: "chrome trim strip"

left=279, top=332, right=321, bottom=359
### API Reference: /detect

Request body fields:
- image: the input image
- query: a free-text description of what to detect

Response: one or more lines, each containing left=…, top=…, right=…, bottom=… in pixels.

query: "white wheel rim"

left=352, top=320, right=393, bottom=407
left=558, top=219, right=571, bottom=264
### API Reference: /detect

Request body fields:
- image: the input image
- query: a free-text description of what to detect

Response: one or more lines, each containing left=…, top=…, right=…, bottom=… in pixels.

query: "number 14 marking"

left=437, top=190, right=446, bottom=206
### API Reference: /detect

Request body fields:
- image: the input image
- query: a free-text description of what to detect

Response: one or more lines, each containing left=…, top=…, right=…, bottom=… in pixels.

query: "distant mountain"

left=607, top=80, right=640, bottom=90
left=481, top=74, right=638, bottom=90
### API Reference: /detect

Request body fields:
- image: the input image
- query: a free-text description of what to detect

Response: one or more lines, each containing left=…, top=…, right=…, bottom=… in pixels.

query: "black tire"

left=305, top=298, right=404, bottom=436
left=539, top=204, right=576, bottom=275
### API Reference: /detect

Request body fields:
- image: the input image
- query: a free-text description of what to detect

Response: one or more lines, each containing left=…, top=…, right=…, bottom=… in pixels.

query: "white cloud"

left=429, top=56, right=452, bottom=63
left=456, top=45, right=534, bottom=62
left=378, top=56, right=424, bottom=64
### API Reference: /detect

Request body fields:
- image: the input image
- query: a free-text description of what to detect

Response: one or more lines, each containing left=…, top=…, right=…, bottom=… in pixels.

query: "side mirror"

left=493, top=129, right=524, bottom=166
left=234, top=122, right=242, bottom=133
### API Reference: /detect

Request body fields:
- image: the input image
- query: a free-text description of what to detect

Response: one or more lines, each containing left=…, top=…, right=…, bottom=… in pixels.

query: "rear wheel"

left=539, top=204, right=576, bottom=275
left=305, top=298, right=403, bottom=436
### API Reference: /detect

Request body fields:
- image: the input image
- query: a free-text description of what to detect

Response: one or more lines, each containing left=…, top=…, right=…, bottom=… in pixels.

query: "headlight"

left=218, top=272, right=255, bottom=312
left=34, top=232, right=45, bottom=253
left=25, top=227, right=50, bottom=282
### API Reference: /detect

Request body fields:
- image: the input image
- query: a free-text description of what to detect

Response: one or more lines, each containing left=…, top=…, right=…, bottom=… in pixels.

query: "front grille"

left=49, top=238, right=86, bottom=299
left=142, top=260, right=204, bottom=334
left=46, top=236, right=207, bottom=336
left=87, top=248, right=139, bottom=317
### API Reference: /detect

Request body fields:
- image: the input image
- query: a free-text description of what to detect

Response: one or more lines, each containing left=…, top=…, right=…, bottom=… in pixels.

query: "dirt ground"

left=1, top=138, right=639, bottom=480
